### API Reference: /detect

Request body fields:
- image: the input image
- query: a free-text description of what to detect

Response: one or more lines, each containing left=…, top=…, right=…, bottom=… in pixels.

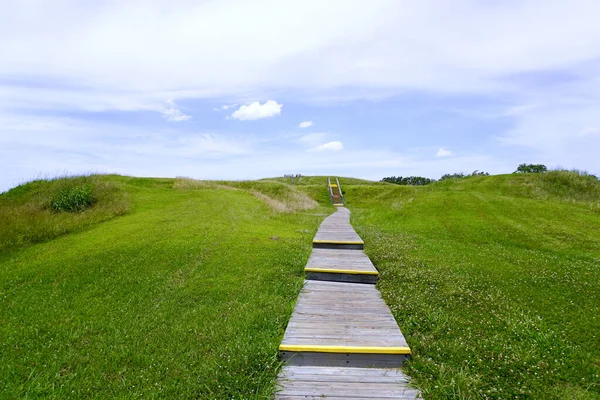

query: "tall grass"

left=529, top=169, right=600, bottom=204
left=0, top=174, right=130, bottom=253
left=174, top=178, right=318, bottom=213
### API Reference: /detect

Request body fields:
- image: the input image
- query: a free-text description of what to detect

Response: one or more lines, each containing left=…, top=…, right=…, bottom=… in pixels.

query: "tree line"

left=382, top=164, right=548, bottom=186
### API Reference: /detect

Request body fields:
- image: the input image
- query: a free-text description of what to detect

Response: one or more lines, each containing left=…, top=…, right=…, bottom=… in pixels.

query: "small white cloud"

left=161, top=100, right=191, bottom=122
left=214, top=104, right=238, bottom=111
left=436, top=147, right=453, bottom=157
left=298, top=132, right=327, bottom=146
left=580, top=126, right=600, bottom=136
left=315, top=141, right=344, bottom=152
left=231, top=100, right=282, bottom=121
left=299, top=121, right=313, bottom=128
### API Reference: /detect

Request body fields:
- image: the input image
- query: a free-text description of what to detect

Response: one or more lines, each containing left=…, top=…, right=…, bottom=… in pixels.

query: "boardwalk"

left=275, top=202, right=420, bottom=399
left=312, top=207, right=364, bottom=249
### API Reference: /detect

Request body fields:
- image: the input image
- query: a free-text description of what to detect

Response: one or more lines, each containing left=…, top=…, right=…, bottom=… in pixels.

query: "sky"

left=2, top=0, right=600, bottom=192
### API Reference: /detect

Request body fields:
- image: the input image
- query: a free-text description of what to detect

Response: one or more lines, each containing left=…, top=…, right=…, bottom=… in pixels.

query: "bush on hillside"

left=382, top=176, right=435, bottom=186
left=515, top=163, right=547, bottom=173
left=0, top=175, right=130, bottom=252
left=439, top=170, right=490, bottom=181
left=51, top=185, right=94, bottom=212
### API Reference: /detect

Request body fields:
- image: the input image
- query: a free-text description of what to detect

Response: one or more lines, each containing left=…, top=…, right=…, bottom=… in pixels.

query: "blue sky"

left=2, top=0, right=600, bottom=192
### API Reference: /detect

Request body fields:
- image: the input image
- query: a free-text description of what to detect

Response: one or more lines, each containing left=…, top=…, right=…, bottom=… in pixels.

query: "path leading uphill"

left=275, top=197, right=420, bottom=399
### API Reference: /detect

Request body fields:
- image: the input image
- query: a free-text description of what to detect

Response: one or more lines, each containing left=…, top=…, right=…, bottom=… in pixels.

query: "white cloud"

left=230, top=100, right=282, bottom=121
left=436, top=148, right=453, bottom=157
left=315, top=141, right=344, bottom=152
left=299, top=121, right=313, bottom=128
left=298, top=132, right=328, bottom=146
left=214, top=104, right=238, bottom=111
left=3, top=1, right=600, bottom=110
left=160, top=101, right=191, bottom=122
left=580, top=126, right=600, bottom=136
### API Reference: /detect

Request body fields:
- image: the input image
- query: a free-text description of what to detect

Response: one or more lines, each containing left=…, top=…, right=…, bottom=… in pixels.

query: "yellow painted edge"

left=305, top=267, right=378, bottom=275
left=279, top=344, right=411, bottom=355
left=313, top=240, right=364, bottom=245
left=329, top=184, right=338, bottom=187
left=332, top=203, right=344, bottom=206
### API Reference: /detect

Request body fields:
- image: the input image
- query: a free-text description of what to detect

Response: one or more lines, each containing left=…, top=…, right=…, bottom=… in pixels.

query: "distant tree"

left=439, top=170, right=490, bottom=181
left=439, top=173, right=466, bottom=181
left=381, top=176, right=435, bottom=186
left=515, top=163, right=547, bottom=173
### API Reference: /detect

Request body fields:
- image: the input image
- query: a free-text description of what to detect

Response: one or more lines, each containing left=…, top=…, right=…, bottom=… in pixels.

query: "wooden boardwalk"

left=312, top=207, right=364, bottom=249
left=275, top=200, right=420, bottom=399
left=305, top=248, right=378, bottom=284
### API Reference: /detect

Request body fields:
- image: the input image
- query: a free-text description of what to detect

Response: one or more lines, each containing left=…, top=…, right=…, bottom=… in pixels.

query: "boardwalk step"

left=305, top=248, right=378, bottom=284
left=275, top=366, right=420, bottom=399
left=279, top=280, right=410, bottom=368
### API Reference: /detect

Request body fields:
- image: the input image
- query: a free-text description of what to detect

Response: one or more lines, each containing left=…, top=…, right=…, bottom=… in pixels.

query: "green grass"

left=0, top=175, right=130, bottom=252
left=342, top=172, right=600, bottom=399
left=0, top=175, right=331, bottom=399
left=3, top=171, right=599, bottom=399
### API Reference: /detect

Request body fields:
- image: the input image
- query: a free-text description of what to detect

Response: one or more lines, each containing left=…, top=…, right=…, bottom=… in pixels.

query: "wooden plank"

left=306, top=248, right=378, bottom=273
left=280, top=281, right=410, bottom=351
left=312, top=207, right=364, bottom=244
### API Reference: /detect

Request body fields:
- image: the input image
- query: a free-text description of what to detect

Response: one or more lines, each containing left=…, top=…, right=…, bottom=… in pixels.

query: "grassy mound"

left=342, top=173, right=600, bottom=399
left=0, top=175, right=130, bottom=253
left=174, top=178, right=319, bottom=212
left=0, top=175, right=331, bottom=398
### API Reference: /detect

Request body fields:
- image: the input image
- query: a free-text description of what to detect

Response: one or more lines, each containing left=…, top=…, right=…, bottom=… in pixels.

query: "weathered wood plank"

left=312, top=207, right=364, bottom=246
left=305, top=248, right=378, bottom=279
left=275, top=366, right=419, bottom=399
left=280, top=281, right=409, bottom=351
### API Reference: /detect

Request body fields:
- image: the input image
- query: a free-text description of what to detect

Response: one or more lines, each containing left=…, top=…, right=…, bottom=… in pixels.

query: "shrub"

left=515, top=163, right=547, bottom=173
left=439, top=173, right=466, bottom=181
left=439, top=170, right=490, bottom=181
left=0, top=175, right=130, bottom=252
left=51, top=185, right=94, bottom=212
left=382, top=176, right=435, bottom=186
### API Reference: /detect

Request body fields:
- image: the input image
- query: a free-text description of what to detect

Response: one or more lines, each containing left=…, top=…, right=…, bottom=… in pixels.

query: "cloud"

left=299, top=121, right=313, bottom=128
left=580, top=126, right=600, bottom=136
left=315, top=141, right=344, bottom=151
left=230, top=100, right=282, bottom=121
left=297, top=132, right=328, bottom=146
left=160, top=101, right=191, bottom=122
left=214, top=104, right=238, bottom=111
left=436, top=148, right=453, bottom=157
left=4, top=0, right=600, bottom=111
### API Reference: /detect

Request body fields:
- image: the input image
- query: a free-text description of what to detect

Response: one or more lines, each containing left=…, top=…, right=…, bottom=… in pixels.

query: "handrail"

left=335, top=177, right=345, bottom=205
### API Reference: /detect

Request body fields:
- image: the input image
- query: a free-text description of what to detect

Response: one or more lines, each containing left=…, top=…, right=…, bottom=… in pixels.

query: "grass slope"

left=0, top=176, right=330, bottom=399
left=343, top=172, right=600, bottom=399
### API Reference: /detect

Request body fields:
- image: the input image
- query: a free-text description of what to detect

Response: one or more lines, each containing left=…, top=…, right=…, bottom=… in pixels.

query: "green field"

left=1, top=172, right=599, bottom=399
left=0, top=176, right=329, bottom=398
left=344, top=172, right=600, bottom=399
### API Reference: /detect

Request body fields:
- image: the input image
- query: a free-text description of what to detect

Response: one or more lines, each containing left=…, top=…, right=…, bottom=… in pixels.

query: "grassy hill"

left=0, top=175, right=330, bottom=398
left=1, top=172, right=599, bottom=399
left=342, top=171, right=600, bottom=399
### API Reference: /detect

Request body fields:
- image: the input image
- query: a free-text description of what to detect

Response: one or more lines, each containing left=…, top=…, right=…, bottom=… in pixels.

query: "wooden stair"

left=328, top=177, right=345, bottom=206
left=275, top=188, right=420, bottom=399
